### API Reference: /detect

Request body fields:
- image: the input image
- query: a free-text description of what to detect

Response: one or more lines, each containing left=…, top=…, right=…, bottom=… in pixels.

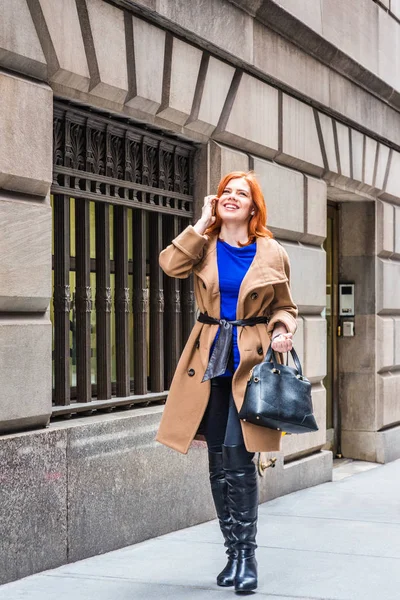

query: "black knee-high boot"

left=222, top=444, right=258, bottom=593
left=208, top=451, right=238, bottom=586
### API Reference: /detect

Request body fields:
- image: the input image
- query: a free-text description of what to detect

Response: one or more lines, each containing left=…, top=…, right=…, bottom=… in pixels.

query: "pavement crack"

left=259, top=512, right=400, bottom=527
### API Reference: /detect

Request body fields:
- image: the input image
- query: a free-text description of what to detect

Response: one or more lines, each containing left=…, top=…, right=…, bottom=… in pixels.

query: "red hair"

left=205, top=171, right=273, bottom=246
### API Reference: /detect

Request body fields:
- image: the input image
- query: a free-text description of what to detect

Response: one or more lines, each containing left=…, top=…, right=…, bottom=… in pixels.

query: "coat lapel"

left=193, top=234, right=220, bottom=318
left=194, top=235, right=288, bottom=320
left=237, top=237, right=288, bottom=319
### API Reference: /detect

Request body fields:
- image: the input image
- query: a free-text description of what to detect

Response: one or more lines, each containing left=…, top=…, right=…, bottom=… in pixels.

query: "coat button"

left=257, top=346, right=263, bottom=355
left=202, top=282, right=206, bottom=289
left=251, top=292, right=258, bottom=300
left=188, top=368, right=195, bottom=377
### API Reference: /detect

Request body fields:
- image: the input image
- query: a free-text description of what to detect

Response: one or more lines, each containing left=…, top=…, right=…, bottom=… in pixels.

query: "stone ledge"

left=342, top=425, right=400, bottom=463
left=259, top=450, right=333, bottom=502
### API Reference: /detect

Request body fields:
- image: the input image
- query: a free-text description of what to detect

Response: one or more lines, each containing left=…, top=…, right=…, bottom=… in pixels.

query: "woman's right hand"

left=193, top=195, right=218, bottom=235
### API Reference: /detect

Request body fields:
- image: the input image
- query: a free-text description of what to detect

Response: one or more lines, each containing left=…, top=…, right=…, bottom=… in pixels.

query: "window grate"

left=50, top=101, right=196, bottom=416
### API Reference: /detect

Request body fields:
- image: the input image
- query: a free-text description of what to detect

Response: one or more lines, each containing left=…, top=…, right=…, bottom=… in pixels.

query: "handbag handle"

left=264, top=345, right=303, bottom=376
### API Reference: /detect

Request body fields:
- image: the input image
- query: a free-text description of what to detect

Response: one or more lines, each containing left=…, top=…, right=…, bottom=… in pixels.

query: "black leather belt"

left=197, top=312, right=269, bottom=381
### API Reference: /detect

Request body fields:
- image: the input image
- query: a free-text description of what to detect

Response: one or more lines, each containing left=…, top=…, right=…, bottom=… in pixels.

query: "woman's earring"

left=251, top=211, right=255, bottom=216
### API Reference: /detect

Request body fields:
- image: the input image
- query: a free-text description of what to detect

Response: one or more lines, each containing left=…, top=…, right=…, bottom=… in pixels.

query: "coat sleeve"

left=159, top=225, right=208, bottom=279
left=266, top=245, right=298, bottom=338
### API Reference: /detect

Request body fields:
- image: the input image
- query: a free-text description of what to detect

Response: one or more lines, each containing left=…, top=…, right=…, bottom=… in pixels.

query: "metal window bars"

left=51, top=102, right=196, bottom=417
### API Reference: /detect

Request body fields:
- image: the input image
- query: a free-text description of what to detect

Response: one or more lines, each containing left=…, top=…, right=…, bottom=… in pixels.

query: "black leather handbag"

left=238, top=345, right=318, bottom=434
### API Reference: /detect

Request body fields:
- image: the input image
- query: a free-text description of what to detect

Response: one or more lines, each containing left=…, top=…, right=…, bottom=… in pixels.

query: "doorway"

left=324, top=203, right=340, bottom=456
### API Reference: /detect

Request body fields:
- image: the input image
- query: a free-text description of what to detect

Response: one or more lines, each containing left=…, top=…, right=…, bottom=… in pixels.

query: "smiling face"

left=217, top=177, right=254, bottom=224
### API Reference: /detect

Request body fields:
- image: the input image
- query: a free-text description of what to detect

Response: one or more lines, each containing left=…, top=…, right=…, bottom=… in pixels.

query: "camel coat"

left=155, top=225, right=298, bottom=454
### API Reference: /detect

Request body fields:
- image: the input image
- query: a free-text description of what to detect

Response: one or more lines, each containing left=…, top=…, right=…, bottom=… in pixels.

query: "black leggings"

left=200, top=377, right=247, bottom=453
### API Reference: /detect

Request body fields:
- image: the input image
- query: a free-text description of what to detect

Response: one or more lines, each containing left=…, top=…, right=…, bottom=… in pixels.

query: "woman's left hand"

left=271, top=332, right=293, bottom=353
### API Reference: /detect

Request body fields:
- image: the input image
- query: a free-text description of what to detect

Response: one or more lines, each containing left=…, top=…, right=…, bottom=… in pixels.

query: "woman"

left=156, top=171, right=297, bottom=593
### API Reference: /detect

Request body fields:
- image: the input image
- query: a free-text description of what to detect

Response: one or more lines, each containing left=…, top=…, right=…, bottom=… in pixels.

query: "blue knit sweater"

left=213, top=239, right=257, bottom=375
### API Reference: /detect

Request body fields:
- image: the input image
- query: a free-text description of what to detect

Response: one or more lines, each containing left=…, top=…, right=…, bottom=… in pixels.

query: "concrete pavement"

left=1, top=458, right=400, bottom=599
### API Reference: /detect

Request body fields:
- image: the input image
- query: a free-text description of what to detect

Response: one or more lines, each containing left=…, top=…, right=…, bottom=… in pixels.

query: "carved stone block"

left=0, top=314, right=52, bottom=434
left=0, top=193, right=51, bottom=312
left=0, top=72, right=52, bottom=196
left=214, top=73, right=279, bottom=159
left=0, top=0, right=46, bottom=80
left=38, top=0, right=90, bottom=91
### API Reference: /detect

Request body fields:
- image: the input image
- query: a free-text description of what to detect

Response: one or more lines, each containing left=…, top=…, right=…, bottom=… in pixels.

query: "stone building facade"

left=1, top=0, right=400, bottom=584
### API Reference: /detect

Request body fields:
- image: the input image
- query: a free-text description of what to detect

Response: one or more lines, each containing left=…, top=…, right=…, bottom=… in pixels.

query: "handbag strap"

left=264, top=345, right=303, bottom=376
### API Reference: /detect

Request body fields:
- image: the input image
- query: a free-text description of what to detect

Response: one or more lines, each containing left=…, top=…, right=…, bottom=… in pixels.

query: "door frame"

left=326, top=202, right=341, bottom=456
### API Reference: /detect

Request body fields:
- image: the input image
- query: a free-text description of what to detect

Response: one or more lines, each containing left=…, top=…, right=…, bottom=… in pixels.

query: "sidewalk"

left=1, top=458, right=400, bottom=600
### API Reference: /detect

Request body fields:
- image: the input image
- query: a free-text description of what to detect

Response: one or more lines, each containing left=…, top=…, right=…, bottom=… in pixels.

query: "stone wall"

left=375, top=199, right=400, bottom=461
left=2, top=0, right=400, bottom=155
left=231, top=0, right=400, bottom=116
left=0, top=70, right=53, bottom=433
